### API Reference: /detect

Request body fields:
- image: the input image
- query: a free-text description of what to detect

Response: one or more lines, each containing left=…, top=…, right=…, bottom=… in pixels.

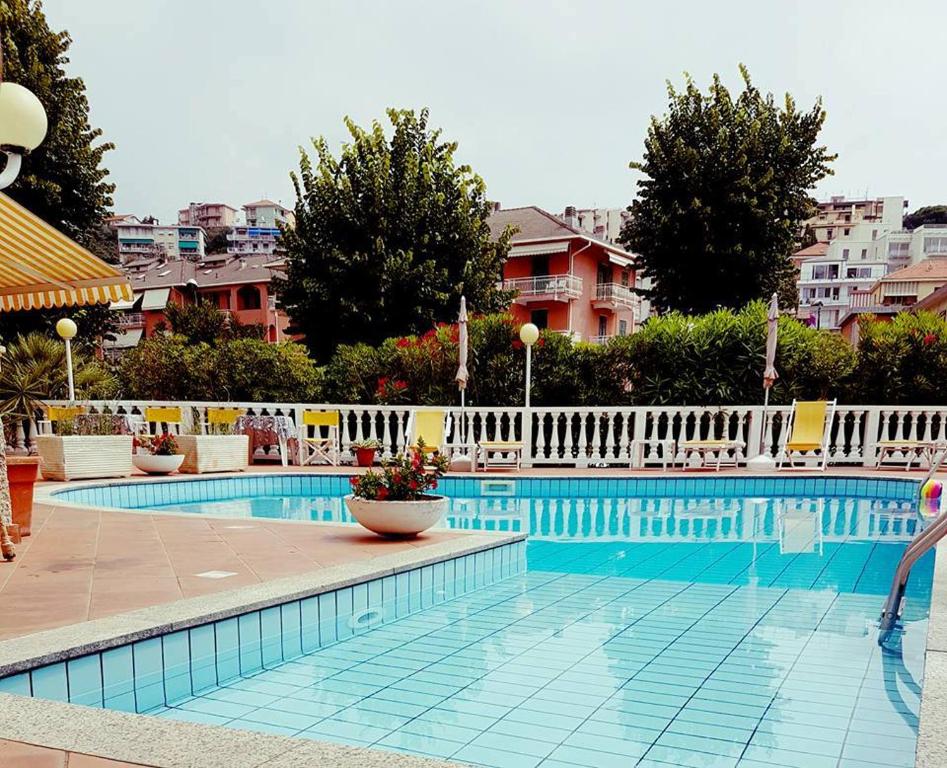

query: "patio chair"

left=875, top=439, right=946, bottom=471
left=299, top=411, right=340, bottom=466
left=680, top=439, right=745, bottom=471
left=406, top=410, right=451, bottom=458
left=202, top=407, right=245, bottom=435
left=776, top=399, right=837, bottom=470
left=37, top=405, right=86, bottom=434
left=140, top=406, right=184, bottom=436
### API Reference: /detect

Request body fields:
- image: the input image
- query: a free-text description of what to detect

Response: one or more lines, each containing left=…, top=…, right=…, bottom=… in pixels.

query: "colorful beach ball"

left=921, top=479, right=943, bottom=500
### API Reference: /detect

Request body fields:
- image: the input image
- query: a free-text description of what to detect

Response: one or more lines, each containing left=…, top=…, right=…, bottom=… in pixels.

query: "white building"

left=226, top=200, right=294, bottom=257
left=115, top=221, right=206, bottom=263
left=801, top=195, right=907, bottom=243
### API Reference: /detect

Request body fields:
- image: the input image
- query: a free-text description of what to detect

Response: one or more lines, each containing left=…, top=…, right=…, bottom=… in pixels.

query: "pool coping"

left=0, top=529, right=523, bottom=766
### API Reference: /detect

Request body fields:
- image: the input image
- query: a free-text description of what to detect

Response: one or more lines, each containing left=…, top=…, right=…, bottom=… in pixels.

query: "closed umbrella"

left=753, top=293, right=780, bottom=464
left=455, top=296, right=469, bottom=445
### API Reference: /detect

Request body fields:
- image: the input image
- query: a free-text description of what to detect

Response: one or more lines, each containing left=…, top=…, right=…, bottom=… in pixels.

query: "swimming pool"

left=20, top=475, right=936, bottom=767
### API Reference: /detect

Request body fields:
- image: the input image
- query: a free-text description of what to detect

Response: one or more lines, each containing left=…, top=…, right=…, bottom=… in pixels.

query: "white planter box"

left=36, top=435, right=134, bottom=481
left=344, top=494, right=447, bottom=537
left=177, top=435, right=249, bottom=474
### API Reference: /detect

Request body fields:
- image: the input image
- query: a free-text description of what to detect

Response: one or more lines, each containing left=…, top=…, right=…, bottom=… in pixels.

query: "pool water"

left=48, top=476, right=934, bottom=767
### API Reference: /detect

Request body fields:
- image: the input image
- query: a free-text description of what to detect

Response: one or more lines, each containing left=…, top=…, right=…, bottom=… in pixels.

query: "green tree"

left=276, top=108, right=513, bottom=360
left=621, top=66, right=835, bottom=314
left=159, top=302, right=264, bottom=345
left=903, top=205, right=947, bottom=231
left=1, top=0, right=118, bottom=340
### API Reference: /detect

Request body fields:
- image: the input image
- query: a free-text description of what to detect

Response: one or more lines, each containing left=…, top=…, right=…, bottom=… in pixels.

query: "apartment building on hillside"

left=489, top=206, right=638, bottom=343
left=114, top=219, right=206, bottom=263
left=177, top=202, right=239, bottom=229
left=801, top=196, right=907, bottom=243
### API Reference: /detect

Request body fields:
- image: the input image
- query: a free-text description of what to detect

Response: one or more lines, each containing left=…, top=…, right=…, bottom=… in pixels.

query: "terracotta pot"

left=355, top=448, right=377, bottom=467
left=132, top=453, right=184, bottom=475
left=6, top=456, right=40, bottom=537
left=344, top=494, right=447, bottom=538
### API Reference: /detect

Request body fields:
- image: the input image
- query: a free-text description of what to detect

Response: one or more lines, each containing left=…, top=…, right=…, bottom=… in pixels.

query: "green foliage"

left=1, top=0, right=119, bottom=340
left=847, top=312, right=947, bottom=404
left=276, top=108, right=513, bottom=360
left=0, top=332, right=116, bottom=417
left=116, top=335, right=322, bottom=403
left=161, top=302, right=264, bottom=345
left=903, top=206, right=947, bottom=231
left=203, top=227, right=230, bottom=254
left=621, top=65, right=835, bottom=314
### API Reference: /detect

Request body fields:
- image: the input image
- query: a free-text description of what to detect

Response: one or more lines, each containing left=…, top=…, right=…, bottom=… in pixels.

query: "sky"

left=42, top=0, right=947, bottom=223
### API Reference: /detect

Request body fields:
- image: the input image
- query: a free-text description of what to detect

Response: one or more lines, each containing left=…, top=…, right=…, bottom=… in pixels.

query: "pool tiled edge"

left=917, top=540, right=947, bottom=767
left=0, top=531, right=522, bottom=768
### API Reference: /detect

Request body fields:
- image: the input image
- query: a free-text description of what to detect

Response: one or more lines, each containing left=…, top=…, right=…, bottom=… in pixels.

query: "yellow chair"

left=300, top=411, right=339, bottom=466
left=142, top=406, right=184, bottom=435
left=407, top=410, right=450, bottom=456
left=777, top=399, right=837, bottom=470
left=39, top=405, right=86, bottom=434
left=203, top=407, right=245, bottom=435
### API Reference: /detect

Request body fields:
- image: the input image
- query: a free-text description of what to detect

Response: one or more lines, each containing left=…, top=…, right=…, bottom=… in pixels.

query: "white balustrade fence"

left=9, top=400, right=947, bottom=469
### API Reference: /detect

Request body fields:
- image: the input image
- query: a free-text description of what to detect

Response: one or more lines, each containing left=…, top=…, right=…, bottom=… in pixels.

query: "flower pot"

left=344, top=494, right=447, bottom=538
left=355, top=448, right=377, bottom=467
left=36, top=435, right=134, bottom=481
left=132, top=453, right=184, bottom=475
left=6, top=456, right=40, bottom=537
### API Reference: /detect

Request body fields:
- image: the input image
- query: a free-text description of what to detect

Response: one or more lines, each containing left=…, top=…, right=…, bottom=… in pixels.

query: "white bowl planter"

left=344, top=494, right=447, bottom=538
left=36, top=435, right=134, bottom=481
left=132, top=453, right=184, bottom=475
left=176, top=435, right=249, bottom=474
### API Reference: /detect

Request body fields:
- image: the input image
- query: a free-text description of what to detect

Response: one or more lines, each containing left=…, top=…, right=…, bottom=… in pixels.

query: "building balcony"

left=591, top=282, right=638, bottom=310
left=587, top=335, right=613, bottom=345
left=502, top=274, right=583, bottom=303
left=117, top=313, right=145, bottom=327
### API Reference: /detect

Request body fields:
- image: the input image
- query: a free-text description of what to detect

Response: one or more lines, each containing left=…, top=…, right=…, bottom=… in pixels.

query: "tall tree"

left=276, top=108, right=513, bottom=360
left=621, top=66, right=835, bottom=314
left=0, top=0, right=118, bottom=339
left=903, top=205, right=947, bottom=231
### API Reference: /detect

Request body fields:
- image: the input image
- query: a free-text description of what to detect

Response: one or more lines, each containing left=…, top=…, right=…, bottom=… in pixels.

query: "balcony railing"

left=592, top=282, right=638, bottom=309
left=502, top=274, right=583, bottom=302
left=116, top=313, right=145, bottom=327
left=587, top=335, right=613, bottom=345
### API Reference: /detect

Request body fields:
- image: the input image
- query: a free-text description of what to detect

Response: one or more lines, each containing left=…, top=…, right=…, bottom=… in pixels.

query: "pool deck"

left=1, top=464, right=945, bottom=768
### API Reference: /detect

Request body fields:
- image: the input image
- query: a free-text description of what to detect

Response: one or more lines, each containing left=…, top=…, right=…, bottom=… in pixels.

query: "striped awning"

left=0, top=192, right=133, bottom=312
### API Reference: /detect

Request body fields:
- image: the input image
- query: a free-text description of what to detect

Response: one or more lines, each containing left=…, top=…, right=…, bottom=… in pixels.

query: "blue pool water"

left=34, top=476, right=936, bottom=767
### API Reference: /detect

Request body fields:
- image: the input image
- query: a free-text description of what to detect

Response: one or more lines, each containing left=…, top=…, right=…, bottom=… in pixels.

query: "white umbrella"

left=750, top=293, right=780, bottom=466
left=455, top=296, right=469, bottom=444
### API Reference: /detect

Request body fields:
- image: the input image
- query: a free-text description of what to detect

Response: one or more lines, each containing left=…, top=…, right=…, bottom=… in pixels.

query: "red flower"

left=537, top=337, right=546, bottom=347
left=349, top=476, right=358, bottom=487
left=409, top=479, right=418, bottom=490
left=431, top=479, right=438, bottom=489
left=394, top=380, right=407, bottom=390
left=377, top=487, right=389, bottom=500
left=924, top=333, right=937, bottom=346
left=395, top=338, right=411, bottom=348
left=512, top=339, right=524, bottom=350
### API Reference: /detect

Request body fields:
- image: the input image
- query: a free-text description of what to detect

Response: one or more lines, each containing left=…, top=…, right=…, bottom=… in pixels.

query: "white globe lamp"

left=56, top=318, right=78, bottom=402
left=519, top=323, right=540, bottom=408
left=0, top=82, right=48, bottom=189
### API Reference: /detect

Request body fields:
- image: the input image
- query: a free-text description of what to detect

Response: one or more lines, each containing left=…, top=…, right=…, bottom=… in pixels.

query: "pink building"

left=488, top=206, right=638, bottom=342
left=178, top=202, right=238, bottom=229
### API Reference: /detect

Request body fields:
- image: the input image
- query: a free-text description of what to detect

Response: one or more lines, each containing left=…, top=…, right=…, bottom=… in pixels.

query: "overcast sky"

left=43, top=0, right=945, bottom=223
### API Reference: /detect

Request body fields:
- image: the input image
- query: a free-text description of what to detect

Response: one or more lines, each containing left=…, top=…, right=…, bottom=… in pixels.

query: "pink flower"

left=924, top=333, right=937, bottom=346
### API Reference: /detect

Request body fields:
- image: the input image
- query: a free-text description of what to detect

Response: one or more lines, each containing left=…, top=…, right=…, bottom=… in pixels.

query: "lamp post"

left=811, top=300, right=823, bottom=330
left=519, top=323, right=539, bottom=407
left=56, top=318, right=77, bottom=402
left=0, top=75, right=48, bottom=189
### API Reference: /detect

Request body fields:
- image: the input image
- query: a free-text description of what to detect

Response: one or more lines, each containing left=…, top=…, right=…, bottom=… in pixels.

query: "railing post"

left=521, top=406, right=534, bottom=468
left=748, top=406, right=765, bottom=457
left=862, top=407, right=881, bottom=467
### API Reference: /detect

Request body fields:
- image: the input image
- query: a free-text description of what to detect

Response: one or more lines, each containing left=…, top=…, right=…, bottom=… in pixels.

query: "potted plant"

left=36, top=411, right=134, bottom=481
left=344, top=442, right=448, bottom=537
left=351, top=438, right=383, bottom=467
left=133, top=432, right=184, bottom=475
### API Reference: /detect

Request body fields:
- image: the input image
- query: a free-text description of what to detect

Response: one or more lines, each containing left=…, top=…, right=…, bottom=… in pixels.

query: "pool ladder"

left=879, top=446, right=947, bottom=646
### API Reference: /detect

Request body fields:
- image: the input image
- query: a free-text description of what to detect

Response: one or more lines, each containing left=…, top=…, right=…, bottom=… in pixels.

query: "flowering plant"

left=349, top=440, right=448, bottom=501
left=351, top=438, right=383, bottom=450
left=134, top=432, right=179, bottom=456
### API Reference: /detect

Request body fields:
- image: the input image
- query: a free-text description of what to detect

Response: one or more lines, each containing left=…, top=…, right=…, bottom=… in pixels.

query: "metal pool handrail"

left=879, top=447, right=947, bottom=645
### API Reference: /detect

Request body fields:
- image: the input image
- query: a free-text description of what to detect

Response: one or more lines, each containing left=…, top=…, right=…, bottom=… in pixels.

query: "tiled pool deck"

left=1, top=465, right=947, bottom=768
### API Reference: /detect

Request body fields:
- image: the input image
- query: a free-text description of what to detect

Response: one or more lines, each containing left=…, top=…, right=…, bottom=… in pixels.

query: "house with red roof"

left=488, top=206, right=638, bottom=343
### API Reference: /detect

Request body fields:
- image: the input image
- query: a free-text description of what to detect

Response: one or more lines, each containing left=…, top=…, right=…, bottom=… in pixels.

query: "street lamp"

left=519, top=323, right=539, bottom=407
left=0, top=81, right=48, bottom=190
left=56, top=318, right=77, bottom=402
left=810, top=300, right=823, bottom=330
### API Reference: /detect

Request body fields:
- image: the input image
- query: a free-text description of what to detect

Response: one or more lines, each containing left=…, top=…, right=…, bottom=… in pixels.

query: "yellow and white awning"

left=0, top=192, right=133, bottom=312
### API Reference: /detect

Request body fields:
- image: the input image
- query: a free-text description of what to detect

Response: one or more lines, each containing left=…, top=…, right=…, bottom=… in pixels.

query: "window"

left=812, top=264, right=839, bottom=280
left=236, top=285, right=261, bottom=310
left=842, top=248, right=850, bottom=260
left=597, top=264, right=610, bottom=285
left=532, top=255, right=550, bottom=277
left=827, top=229, right=834, bottom=239
left=889, top=242, right=910, bottom=258
left=530, top=309, right=548, bottom=329
left=861, top=249, right=868, bottom=260
left=924, top=237, right=947, bottom=255
left=598, top=316, right=608, bottom=337
left=844, top=214, right=852, bottom=222
left=844, top=228, right=850, bottom=236
left=620, top=270, right=629, bottom=287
